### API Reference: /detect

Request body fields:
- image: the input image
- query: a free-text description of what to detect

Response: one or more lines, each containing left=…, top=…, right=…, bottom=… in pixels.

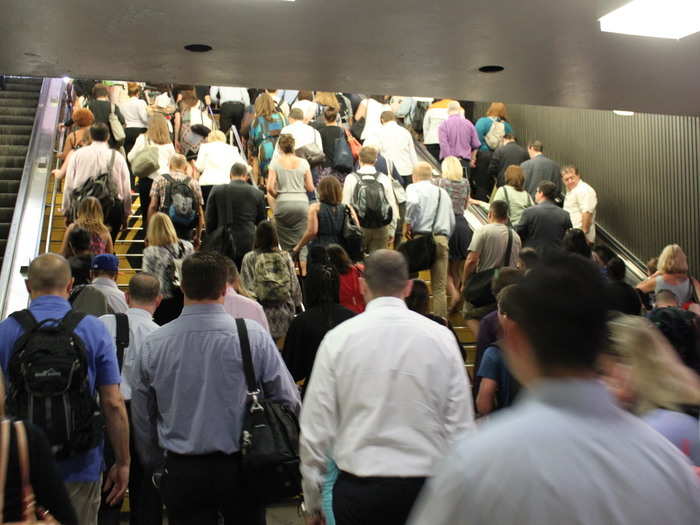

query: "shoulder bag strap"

left=0, top=420, right=11, bottom=522
left=13, top=421, right=37, bottom=522
left=231, top=125, right=244, bottom=154
left=114, top=313, right=130, bottom=372
left=111, top=103, right=115, bottom=116
left=503, top=186, right=511, bottom=213
left=108, top=149, right=117, bottom=173
left=502, top=227, right=514, bottom=268
left=431, top=186, right=442, bottom=234
left=236, top=318, right=257, bottom=395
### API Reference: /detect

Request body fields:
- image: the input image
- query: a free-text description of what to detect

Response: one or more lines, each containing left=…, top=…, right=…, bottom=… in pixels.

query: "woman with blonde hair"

left=637, top=244, right=700, bottom=305
left=143, top=212, right=194, bottom=325
left=436, top=156, right=472, bottom=311
left=602, top=315, right=700, bottom=464
left=52, top=107, right=95, bottom=181
left=249, top=93, right=286, bottom=185
left=60, top=197, right=113, bottom=256
left=194, top=129, right=246, bottom=205
left=473, top=102, right=515, bottom=200
left=128, top=113, right=176, bottom=221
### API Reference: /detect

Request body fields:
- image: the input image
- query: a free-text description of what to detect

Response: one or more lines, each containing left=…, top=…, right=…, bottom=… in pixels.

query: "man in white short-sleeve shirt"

left=562, top=165, right=597, bottom=244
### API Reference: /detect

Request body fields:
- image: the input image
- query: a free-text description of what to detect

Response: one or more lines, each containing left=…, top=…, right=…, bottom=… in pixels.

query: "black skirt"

left=449, top=214, right=472, bottom=261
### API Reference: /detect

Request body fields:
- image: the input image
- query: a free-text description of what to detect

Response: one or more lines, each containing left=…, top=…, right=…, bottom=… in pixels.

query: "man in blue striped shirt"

left=131, top=251, right=300, bottom=525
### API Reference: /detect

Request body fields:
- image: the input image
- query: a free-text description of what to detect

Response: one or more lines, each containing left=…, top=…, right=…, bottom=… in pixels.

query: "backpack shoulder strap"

left=236, top=318, right=257, bottom=394
left=60, top=311, right=88, bottom=334
left=9, top=310, right=38, bottom=333
left=162, top=174, right=175, bottom=184
left=114, top=313, right=129, bottom=371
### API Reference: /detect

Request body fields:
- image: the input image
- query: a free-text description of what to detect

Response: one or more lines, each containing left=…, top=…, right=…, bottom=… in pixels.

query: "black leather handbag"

left=237, top=319, right=301, bottom=504
left=463, top=227, right=513, bottom=307
left=398, top=188, right=441, bottom=273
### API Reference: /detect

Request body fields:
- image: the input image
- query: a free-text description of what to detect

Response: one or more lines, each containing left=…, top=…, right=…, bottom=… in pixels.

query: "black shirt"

left=606, top=281, right=642, bottom=315
left=282, top=304, right=356, bottom=397
left=3, top=420, right=78, bottom=525
left=319, top=125, right=345, bottom=166
left=69, top=254, right=92, bottom=287
left=516, top=201, right=573, bottom=253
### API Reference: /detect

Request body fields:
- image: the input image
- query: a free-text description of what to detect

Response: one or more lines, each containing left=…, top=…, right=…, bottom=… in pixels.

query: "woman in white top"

left=472, top=165, right=533, bottom=226
left=194, top=130, right=246, bottom=205
left=354, top=95, right=391, bottom=141
left=120, top=82, right=150, bottom=157
left=128, top=113, right=176, bottom=224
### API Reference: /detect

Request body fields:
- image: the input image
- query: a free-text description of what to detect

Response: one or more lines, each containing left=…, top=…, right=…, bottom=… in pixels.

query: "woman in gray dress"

left=267, top=134, right=315, bottom=253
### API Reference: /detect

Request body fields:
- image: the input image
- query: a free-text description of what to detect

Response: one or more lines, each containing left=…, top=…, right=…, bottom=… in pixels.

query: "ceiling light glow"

left=613, top=110, right=635, bottom=116
left=599, top=0, right=700, bottom=39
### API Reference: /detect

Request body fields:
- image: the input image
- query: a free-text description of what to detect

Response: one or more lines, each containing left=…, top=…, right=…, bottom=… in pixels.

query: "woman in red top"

left=327, top=244, right=365, bottom=314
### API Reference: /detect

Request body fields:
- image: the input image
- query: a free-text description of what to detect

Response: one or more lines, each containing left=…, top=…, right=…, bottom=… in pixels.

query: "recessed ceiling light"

left=613, top=110, right=635, bottom=116
left=478, top=65, right=505, bottom=73
left=600, top=0, right=700, bottom=39
left=184, top=44, right=213, bottom=53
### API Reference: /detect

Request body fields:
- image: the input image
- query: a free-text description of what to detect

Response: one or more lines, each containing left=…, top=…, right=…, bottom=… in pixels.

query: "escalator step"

left=4, top=81, right=42, bottom=91
left=0, top=157, right=26, bottom=169
left=0, top=168, right=23, bottom=180
left=0, top=115, right=35, bottom=125
left=0, top=98, right=40, bottom=108
left=0, top=134, right=30, bottom=146
left=0, top=180, right=20, bottom=193
left=0, top=208, right=15, bottom=222
left=0, top=223, right=9, bottom=238
left=0, top=106, right=36, bottom=117
left=0, top=125, right=33, bottom=135
left=0, top=91, right=39, bottom=100
left=0, top=145, right=28, bottom=156
left=0, top=194, right=17, bottom=207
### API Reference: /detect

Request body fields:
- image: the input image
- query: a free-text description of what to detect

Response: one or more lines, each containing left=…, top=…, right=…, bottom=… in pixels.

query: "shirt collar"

left=226, top=286, right=238, bottom=296
left=30, top=295, right=71, bottom=308
left=91, top=141, right=110, bottom=149
left=357, top=165, right=377, bottom=174
left=180, top=303, right=227, bottom=316
left=127, top=307, right=153, bottom=320
left=365, top=296, right=408, bottom=311
left=525, top=378, right=617, bottom=416
left=93, top=277, right=119, bottom=289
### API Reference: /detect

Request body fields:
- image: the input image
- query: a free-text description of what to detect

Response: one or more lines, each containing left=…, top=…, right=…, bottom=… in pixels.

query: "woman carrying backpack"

left=473, top=102, right=513, bottom=200
left=248, top=93, right=286, bottom=186
left=60, top=197, right=113, bottom=257
left=143, top=212, right=194, bottom=325
left=240, top=221, right=302, bottom=342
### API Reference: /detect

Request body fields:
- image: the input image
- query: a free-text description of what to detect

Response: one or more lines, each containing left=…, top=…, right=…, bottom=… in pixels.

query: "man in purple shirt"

left=438, top=101, right=481, bottom=173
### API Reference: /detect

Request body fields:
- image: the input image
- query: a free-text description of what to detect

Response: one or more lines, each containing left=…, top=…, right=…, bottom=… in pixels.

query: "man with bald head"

left=0, top=253, right=130, bottom=525
left=405, top=162, right=454, bottom=317
left=300, top=249, right=474, bottom=525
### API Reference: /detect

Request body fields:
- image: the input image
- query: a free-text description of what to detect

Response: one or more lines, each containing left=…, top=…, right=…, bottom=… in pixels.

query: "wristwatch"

left=299, top=501, right=321, bottom=519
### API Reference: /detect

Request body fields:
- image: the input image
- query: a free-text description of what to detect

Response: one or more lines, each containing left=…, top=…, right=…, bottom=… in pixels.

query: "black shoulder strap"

left=114, top=313, right=129, bottom=371
left=236, top=318, right=257, bottom=394
left=431, top=186, right=442, bottom=233
left=502, top=227, right=514, bottom=267
left=9, top=310, right=38, bottom=333
left=59, top=311, right=88, bottom=334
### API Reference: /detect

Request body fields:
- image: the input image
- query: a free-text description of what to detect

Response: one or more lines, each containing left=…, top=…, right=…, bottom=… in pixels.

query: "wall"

left=474, top=102, right=700, bottom=275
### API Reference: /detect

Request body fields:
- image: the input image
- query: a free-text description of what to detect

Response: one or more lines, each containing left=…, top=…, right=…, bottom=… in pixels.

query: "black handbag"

left=463, top=227, right=513, bottom=307
left=237, top=319, right=301, bottom=504
left=398, top=188, right=441, bottom=273
left=341, top=205, right=365, bottom=262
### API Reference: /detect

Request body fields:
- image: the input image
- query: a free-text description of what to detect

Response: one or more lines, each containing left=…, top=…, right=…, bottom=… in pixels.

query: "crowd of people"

left=0, top=81, right=698, bottom=525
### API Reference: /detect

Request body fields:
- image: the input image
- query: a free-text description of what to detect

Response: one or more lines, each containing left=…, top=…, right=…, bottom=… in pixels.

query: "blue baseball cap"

left=91, top=254, right=119, bottom=272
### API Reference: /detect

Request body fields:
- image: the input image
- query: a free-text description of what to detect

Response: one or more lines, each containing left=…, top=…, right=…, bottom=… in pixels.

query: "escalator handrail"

left=44, top=97, right=70, bottom=253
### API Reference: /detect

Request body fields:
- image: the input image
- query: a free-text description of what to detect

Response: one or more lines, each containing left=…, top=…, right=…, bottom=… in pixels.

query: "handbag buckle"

left=248, top=390, right=264, bottom=412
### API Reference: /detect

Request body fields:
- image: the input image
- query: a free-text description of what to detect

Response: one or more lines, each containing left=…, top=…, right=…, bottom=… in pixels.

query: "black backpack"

left=351, top=172, right=393, bottom=229
left=7, top=311, right=103, bottom=460
left=69, top=150, right=117, bottom=221
left=648, top=307, right=700, bottom=374
left=161, top=174, right=197, bottom=228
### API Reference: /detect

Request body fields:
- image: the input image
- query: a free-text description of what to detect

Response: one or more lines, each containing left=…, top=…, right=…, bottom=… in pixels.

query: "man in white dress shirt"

left=408, top=253, right=700, bottom=525
left=405, top=162, right=455, bottom=318
left=278, top=108, right=323, bottom=152
left=364, top=111, right=418, bottom=187
left=209, top=86, right=250, bottom=136
left=99, top=272, right=163, bottom=525
left=562, top=165, right=598, bottom=244
left=300, top=249, right=474, bottom=525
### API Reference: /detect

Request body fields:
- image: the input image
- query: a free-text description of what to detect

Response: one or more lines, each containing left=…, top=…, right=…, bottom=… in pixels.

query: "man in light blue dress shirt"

left=131, top=252, right=300, bottom=525
left=408, top=253, right=700, bottom=525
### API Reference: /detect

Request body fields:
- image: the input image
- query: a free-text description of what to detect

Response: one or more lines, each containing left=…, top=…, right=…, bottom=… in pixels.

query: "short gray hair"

left=128, top=272, right=161, bottom=304
left=363, top=250, right=408, bottom=296
left=28, top=253, right=72, bottom=293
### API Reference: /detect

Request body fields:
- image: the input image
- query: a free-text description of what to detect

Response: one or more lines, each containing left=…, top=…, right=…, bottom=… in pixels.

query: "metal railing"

left=0, top=78, right=69, bottom=318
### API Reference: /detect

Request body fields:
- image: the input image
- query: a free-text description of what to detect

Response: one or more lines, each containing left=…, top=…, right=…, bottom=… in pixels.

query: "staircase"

left=0, top=77, right=42, bottom=267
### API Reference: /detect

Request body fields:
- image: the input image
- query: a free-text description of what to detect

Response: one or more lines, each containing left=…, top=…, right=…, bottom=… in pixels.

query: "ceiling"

left=2, top=0, right=699, bottom=116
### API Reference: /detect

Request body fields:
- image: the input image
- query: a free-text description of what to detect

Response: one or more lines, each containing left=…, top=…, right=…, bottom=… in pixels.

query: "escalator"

left=414, top=139, right=647, bottom=284
left=0, top=77, right=42, bottom=267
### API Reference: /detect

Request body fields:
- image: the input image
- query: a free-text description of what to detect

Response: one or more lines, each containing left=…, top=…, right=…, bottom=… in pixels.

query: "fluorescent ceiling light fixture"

left=613, top=110, right=635, bottom=116
left=599, top=0, right=700, bottom=39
